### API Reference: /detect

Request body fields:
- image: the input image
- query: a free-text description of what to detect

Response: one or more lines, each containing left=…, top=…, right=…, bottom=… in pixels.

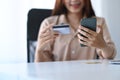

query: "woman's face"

left=64, top=0, right=84, bottom=14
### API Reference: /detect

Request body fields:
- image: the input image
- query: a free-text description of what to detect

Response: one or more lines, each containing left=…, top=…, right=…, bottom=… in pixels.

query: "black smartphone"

left=80, top=18, right=97, bottom=47
left=53, top=24, right=70, bottom=34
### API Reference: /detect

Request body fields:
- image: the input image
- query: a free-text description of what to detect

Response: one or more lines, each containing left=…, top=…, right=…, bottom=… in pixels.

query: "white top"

left=0, top=60, right=120, bottom=80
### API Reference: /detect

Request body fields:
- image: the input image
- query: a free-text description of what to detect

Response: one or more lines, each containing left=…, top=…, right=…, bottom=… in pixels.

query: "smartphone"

left=53, top=24, right=70, bottom=34
left=80, top=18, right=97, bottom=47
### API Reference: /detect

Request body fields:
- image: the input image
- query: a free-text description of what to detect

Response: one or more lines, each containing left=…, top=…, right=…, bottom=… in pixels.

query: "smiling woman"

left=0, top=0, right=119, bottom=63
left=35, top=0, right=116, bottom=62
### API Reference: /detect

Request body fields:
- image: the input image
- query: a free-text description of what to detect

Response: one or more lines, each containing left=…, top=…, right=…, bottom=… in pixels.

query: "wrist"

left=100, top=43, right=108, bottom=51
left=99, top=41, right=107, bottom=50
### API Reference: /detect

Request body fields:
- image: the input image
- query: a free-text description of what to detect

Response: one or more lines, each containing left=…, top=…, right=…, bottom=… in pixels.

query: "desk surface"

left=0, top=60, right=120, bottom=80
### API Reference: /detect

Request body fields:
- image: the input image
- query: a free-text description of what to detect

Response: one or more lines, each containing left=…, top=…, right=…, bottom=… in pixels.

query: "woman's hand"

left=38, top=24, right=60, bottom=50
left=77, top=25, right=107, bottom=49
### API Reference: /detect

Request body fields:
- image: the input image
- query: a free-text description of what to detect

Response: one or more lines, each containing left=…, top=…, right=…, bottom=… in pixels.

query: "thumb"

left=97, top=25, right=103, bottom=34
left=49, top=23, right=56, bottom=30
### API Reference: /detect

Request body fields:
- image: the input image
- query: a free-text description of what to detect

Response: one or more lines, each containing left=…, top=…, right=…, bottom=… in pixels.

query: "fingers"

left=40, top=28, right=54, bottom=42
left=77, top=25, right=104, bottom=48
left=40, top=30, right=60, bottom=39
left=77, top=25, right=97, bottom=46
left=39, top=32, right=53, bottom=49
left=39, top=23, right=56, bottom=39
left=40, top=34, right=53, bottom=41
left=40, top=31, right=51, bottom=38
left=78, top=39, right=88, bottom=46
left=40, top=35, right=53, bottom=43
left=41, top=23, right=54, bottom=34
left=37, top=24, right=56, bottom=50
left=77, top=33, right=93, bottom=47
left=78, top=29, right=95, bottom=41
left=77, top=33, right=90, bottom=42
left=53, top=31, right=60, bottom=35
left=79, top=25, right=97, bottom=37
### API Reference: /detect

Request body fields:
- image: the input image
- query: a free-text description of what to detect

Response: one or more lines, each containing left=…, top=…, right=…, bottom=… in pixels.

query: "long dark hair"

left=52, top=0, right=95, bottom=18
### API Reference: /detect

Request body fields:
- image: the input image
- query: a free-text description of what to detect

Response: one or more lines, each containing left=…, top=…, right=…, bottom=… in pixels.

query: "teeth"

left=71, top=2, right=80, bottom=5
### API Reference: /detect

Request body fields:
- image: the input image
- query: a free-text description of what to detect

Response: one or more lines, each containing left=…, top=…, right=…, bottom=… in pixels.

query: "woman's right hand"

left=38, top=24, right=60, bottom=51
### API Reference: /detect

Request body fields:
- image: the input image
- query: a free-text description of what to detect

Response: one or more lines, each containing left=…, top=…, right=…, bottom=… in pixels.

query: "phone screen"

left=53, top=24, right=70, bottom=34
left=80, top=18, right=96, bottom=31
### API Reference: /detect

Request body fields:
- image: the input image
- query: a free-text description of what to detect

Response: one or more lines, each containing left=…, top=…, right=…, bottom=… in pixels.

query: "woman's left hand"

left=77, top=25, right=107, bottom=49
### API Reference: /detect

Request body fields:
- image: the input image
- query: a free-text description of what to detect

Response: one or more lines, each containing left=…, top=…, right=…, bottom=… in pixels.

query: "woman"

left=35, top=0, right=116, bottom=62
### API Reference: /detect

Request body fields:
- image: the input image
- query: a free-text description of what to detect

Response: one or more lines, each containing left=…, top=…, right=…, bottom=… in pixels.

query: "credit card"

left=53, top=24, right=70, bottom=34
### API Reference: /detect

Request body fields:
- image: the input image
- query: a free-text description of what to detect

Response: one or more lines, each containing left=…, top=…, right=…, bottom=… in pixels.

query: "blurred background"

left=0, top=0, right=120, bottom=63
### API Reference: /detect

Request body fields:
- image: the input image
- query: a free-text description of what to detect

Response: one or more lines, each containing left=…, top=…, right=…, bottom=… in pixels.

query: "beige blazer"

left=35, top=14, right=116, bottom=62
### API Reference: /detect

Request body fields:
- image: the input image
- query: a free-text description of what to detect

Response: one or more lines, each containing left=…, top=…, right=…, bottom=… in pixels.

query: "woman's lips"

left=70, top=3, right=81, bottom=9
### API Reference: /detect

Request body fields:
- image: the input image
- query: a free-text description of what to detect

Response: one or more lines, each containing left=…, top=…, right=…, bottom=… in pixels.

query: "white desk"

left=0, top=60, right=120, bottom=80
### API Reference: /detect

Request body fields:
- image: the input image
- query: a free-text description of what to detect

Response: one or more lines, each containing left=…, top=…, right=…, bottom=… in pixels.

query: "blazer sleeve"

left=96, top=18, right=116, bottom=59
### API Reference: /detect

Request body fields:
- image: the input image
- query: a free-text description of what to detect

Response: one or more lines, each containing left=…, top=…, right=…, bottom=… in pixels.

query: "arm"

left=96, top=18, right=116, bottom=59
left=34, top=19, right=54, bottom=62
left=77, top=18, right=116, bottom=59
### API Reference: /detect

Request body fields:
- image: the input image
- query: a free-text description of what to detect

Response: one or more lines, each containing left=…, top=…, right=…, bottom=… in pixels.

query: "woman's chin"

left=69, top=9, right=82, bottom=14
